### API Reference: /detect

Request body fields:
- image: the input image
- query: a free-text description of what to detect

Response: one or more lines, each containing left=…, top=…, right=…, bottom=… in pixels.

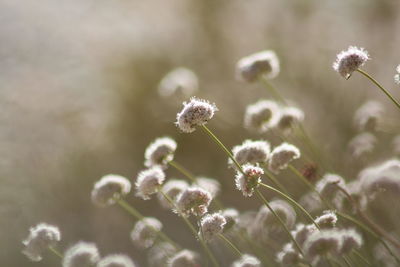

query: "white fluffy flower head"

left=231, top=254, right=261, bottom=267
left=91, top=174, right=131, bottom=207
left=244, top=100, right=280, bottom=132
left=236, top=50, right=280, bottom=82
left=340, top=229, right=363, bottom=254
left=135, top=166, right=165, bottom=200
left=276, top=243, right=302, bottom=266
left=315, top=210, right=337, bottom=229
left=97, top=254, right=136, bottom=267
left=333, top=46, right=369, bottom=79
left=194, top=177, right=220, bottom=198
left=144, top=137, right=177, bottom=168
left=348, top=132, right=376, bottom=158
left=176, top=186, right=212, bottom=217
left=304, top=230, right=342, bottom=259
left=22, top=223, right=61, bottom=262
left=62, top=241, right=100, bottom=267
left=176, top=97, right=218, bottom=133
left=199, top=213, right=226, bottom=242
left=235, top=164, right=264, bottom=197
left=230, top=140, right=271, bottom=168
left=277, top=106, right=305, bottom=133
left=316, top=173, right=346, bottom=199
left=394, top=64, right=400, bottom=85
left=268, top=143, right=300, bottom=174
left=354, top=101, right=383, bottom=131
left=168, top=250, right=200, bottom=267
left=158, top=179, right=188, bottom=209
left=130, top=217, right=163, bottom=249
left=158, top=67, right=199, bottom=97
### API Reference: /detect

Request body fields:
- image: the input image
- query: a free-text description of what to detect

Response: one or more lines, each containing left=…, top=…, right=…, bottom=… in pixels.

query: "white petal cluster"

left=168, top=250, right=200, bottom=267
left=158, top=179, right=189, bottom=209
left=231, top=254, right=261, bottom=267
left=91, top=175, right=131, bottom=207
left=62, top=242, right=100, bottom=267
left=244, top=100, right=280, bottom=132
left=353, top=100, right=383, bottom=131
left=333, top=46, right=369, bottom=79
left=158, top=67, right=199, bottom=97
left=230, top=140, right=271, bottom=168
left=348, top=132, right=376, bottom=158
left=236, top=50, right=280, bottom=82
left=199, top=213, right=226, bottom=242
left=394, top=64, right=400, bottom=85
left=145, top=137, right=177, bottom=168
left=316, top=173, right=346, bottom=199
left=235, top=164, right=264, bottom=197
left=97, top=254, right=136, bottom=267
left=194, top=177, right=220, bottom=198
left=175, top=187, right=212, bottom=217
left=130, top=217, right=163, bottom=249
left=135, top=167, right=165, bottom=200
left=268, top=143, right=300, bottom=174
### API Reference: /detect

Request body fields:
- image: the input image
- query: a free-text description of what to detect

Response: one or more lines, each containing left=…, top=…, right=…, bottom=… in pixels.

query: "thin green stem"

left=260, top=77, right=287, bottom=104
left=262, top=166, right=290, bottom=196
left=352, top=250, right=371, bottom=266
left=342, top=255, right=353, bottom=267
left=357, top=69, right=400, bottom=110
left=49, top=246, right=63, bottom=259
left=159, top=190, right=220, bottom=267
left=168, top=160, right=197, bottom=183
left=258, top=182, right=320, bottom=230
left=255, top=189, right=305, bottom=256
left=218, top=233, right=243, bottom=257
left=201, top=125, right=244, bottom=174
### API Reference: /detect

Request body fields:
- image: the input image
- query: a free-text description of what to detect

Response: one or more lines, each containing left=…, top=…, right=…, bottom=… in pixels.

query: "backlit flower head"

left=316, top=173, right=346, bottom=199
left=147, top=242, right=177, bottom=267
left=394, top=65, right=400, bottom=85
left=236, top=50, right=280, bottom=82
left=348, top=132, right=376, bottom=158
left=315, top=210, right=337, bottom=229
left=168, top=250, right=200, bottom=267
left=277, top=106, right=305, bottom=133
left=62, top=241, right=100, bottom=267
left=230, top=140, right=271, bottom=168
left=199, top=213, right=226, bottom=242
left=231, top=254, right=261, bottom=267
left=91, top=175, right=131, bottom=207
left=235, top=164, right=264, bottom=197
left=291, top=223, right=317, bottom=247
left=340, top=229, right=363, bottom=254
left=194, top=177, right=220, bottom=198
left=333, top=46, right=369, bottom=79
left=145, top=137, right=177, bottom=168
left=244, top=100, right=280, bottom=132
left=22, top=223, right=61, bottom=262
left=175, top=186, right=212, bottom=217
left=255, top=199, right=296, bottom=232
left=158, top=67, right=199, bottom=97
left=97, top=254, right=136, bottom=267
left=130, top=217, right=163, bottom=249
left=276, top=243, right=303, bottom=266
left=158, top=179, right=189, bottom=209
left=354, top=100, right=383, bottom=131
left=268, top=143, right=300, bottom=174
left=176, top=97, right=217, bottom=133
left=222, top=208, right=239, bottom=231
left=304, top=230, right=342, bottom=259
left=135, top=166, right=165, bottom=200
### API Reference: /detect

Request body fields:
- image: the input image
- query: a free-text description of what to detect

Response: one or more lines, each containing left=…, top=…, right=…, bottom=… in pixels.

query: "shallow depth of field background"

left=1, top=0, right=400, bottom=266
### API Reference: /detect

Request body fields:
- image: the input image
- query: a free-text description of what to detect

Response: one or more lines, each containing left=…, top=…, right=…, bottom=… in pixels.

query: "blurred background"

left=1, top=0, right=400, bottom=266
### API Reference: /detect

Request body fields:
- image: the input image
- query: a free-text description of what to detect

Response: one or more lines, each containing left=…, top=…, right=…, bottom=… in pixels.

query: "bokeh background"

left=1, top=0, right=400, bottom=266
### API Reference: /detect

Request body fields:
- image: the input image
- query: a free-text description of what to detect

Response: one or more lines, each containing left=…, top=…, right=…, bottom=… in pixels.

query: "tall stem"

left=255, top=189, right=305, bottom=256
left=49, top=246, right=63, bottom=259
left=357, top=69, right=400, bottom=110
left=218, top=233, right=243, bottom=257
left=168, top=160, right=197, bottom=183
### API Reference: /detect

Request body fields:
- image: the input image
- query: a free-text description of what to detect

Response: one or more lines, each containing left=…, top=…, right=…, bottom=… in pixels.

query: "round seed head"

left=158, top=179, right=189, bottom=209
left=168, top=250, right=200, bottom=267
left=235, top=164, right=264, bottom=197
left=130, top=217, right=163, bottom=249
left=291, top=223, right=317, bottom=247
left=304, top=230, right=342, bottom=259
left=199, top=213, right=226, bottom=242
left=333, top=46, right=369, bottom=79
left=277, top=106, right=305, bottom=133
left=348, top=132, right=376, bottom=158
left=147, top=242, right=177, bottom=267
left=135, top=166, right=165, bottom=200
left=268, top=143, right=301, bottom=174
left=231, top=254, right=261, bottom=267
left=158, top=67, right=199, bottom=97
left=194, top=177, right=220, bottom=198
left=315, top=210, right=337, bottom=229
left=91, top=175, right=131, bottom=207
left=230, top=140, right=271, bottom=168
left=236, top=50, right=280, bottom=82
left=145, top=137, right=177, bottom=168
left=394, top=65, right=400, bottom=85
left=176, top=97, right=217, bottom=133
left=299, top=192, right=322, bottom=213
left=22, top=223, right=61, bottom=262
left=276, top=243, right=302, bottom=266
left=97, top=254, right=136, bottom=267
left=340, top=229, right=363, bottom=254
left=62, top=241, right=100, bottom=267
left=175, top=186, right=212, bottom=217
left=316, top=173, right=346, bottom=199
left=244, top=100, right=280, bottom=132
left=256, top=199, right=297, bottom=231
left=354, top=101, right=383, bottom=131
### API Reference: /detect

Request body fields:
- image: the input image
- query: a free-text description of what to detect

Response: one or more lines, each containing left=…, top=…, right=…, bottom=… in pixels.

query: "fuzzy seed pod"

left=91, top=175, right=131, bottom=207
left=168, top=250, right=200, bottom=267
left=354, top=101, right=383, bottom=132
left=340, top=229, right=363, bottom=254
left=175, top=187, right=212, bottom=217
left=316, top=173, right=346, bottom=200
left=130, top=217, right=163, bottom=249
left=394, top=65, right=400, bottom=85
left=333, top=46, right=369, bottom=79
left=176, top=97, right=217, bottom=133
left=194, top=177, right=220, bottom=198
left=158, top=67, right=199, bottom=97
left=147, top=242, right=177, bottom=267
left=62, top=241, right=100, bottom=267
left=97, top=254, right=136, bottom=267
left=22, top=223, right=61, bottom=262
left=276, top=243, right=303, bottom=266
left=348, top=132, right=376, bottom=158
left=135, top=167, right=165, bottom=200
left=304, top=230, right=342, bottom=259
left=244, top=100, right=280, bottom=132
left=231, top=254, right=261, bottom=267
left=236, top=50, right=280, bottom=82
left=229, top=140, right=271, bottom=168
left=268, top=143, right=300, bottom=174
left=145, top=137, right=177, bottom=168
left=158, top=180, right=189, bottom=209
left=277, top=106, right=304, bottom=133
left=315, top=211, right=337, bottom=229
left=235, top=164, right=264, bottom=197
left=199, top=213, right=226, bottom=242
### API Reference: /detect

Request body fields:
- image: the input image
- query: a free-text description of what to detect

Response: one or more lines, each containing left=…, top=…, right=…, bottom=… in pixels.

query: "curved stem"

left=49, top=246, right=63, bottom=259
left=218, top=233, right=242, bottom=257
left=255, top=189, right=305, bottom=256
left=201, top=125, right=244, bottom=174
left=258, top=182, right=320, bottom=230
left=261, top=166, right=290, bottom=196
left=357, top=69, right=400, bottom=110
left=168, top=160, right=197, bottom=183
